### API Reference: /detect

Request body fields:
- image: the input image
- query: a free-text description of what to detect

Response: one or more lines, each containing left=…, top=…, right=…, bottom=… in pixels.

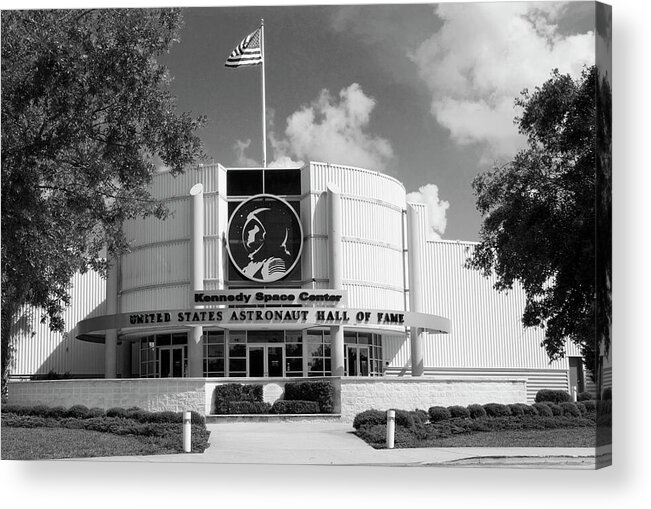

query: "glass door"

left=346, top=345, right=370, bottom=376
left=159, top=346, right=185, bottom=378
left=247, top=344, right=285, bottom=377
left=248, top=346, right=265, bottom=377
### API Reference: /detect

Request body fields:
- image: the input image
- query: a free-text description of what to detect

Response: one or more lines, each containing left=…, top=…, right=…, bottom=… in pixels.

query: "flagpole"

left=261, top=19, right=267, bottom=168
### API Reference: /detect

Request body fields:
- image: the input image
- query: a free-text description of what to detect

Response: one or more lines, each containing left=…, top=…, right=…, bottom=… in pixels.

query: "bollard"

left=571, top=385, right=578, bottom=402
left=183, top=411, right=192, bottom=453
left=386, top=409, right=395, bottom=449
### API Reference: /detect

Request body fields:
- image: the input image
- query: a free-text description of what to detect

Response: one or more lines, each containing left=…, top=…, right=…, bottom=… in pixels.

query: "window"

left=228, top=331, right=247, bottom=377
left=306, top=330, right=331, bottom=377
left=204, top=331, right=225, bottom=377
left=285, top=331, right=303, bottom=377
left=265, top=169, right=301, bottom=195
left=343, top=332, right=383, bottom=376
left=227, top=169, right=263, bottom=196
left=138, top=333, right=189, bottom=378
left=139, top=336, right=156, bottom=378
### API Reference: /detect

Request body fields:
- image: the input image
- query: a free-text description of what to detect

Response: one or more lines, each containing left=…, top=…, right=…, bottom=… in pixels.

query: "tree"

left=1, top=9, right=205, bottom=390
left=466, top=66, right=611, bottom=386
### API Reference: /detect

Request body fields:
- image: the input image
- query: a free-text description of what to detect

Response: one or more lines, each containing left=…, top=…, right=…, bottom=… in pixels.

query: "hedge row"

left=212, top=380, right=335, bottom=415
left=271, top=400, right=320, bottom=414
left=1, top=404, right=205, bottom=425
left=213, top=384, right=264, bottom=414
left=355, top=414, right=597, bottom=446
left=1, top=409, right=211, bottom=453
left=352, top=409, right=428, bottom=430
left=284, top=381, right=335, bottom=413
left=354, top=400, right=597, bottom=429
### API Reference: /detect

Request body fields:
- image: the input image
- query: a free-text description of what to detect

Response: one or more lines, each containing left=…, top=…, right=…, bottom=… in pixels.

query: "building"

left=7, top=162, right=601, bottom=417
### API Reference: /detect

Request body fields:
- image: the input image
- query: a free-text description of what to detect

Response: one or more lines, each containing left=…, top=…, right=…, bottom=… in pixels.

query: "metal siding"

left=10, top=271, right=106, bottom=376
left=419, top=240, right=570, bottom=370
left=149, top=164, right=223, bottom=200
left=120, top=285, right=190, bottom=311
left=204, top=237, right=225, bottom=286
left=309, top=162, right=406, bottom=310
left=121, top=241, right=190, bottom=293
left=309, top=162, right=405, bottom=209
left=122, top=198, right=189, bottom=249
left=311, top=237, right=330, bottom=280
left=382, top=337, right=569, bottom=402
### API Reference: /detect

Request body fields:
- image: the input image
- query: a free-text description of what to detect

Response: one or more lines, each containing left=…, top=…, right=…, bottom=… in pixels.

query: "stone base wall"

left=7, top=379, right=206, bottom=413
left=340, top=378, right=527, bottom=421
left=7, top=377, right=526, bottom=420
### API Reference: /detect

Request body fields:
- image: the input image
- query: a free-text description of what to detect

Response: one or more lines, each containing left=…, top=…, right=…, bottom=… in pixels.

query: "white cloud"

left=268, top=155, right=303, bottom=169
left=406, top=184, right=450, bottom=240
left=410, top=2, right=595, bottom=160
left=232, top=139, right=259, bottom=167
left=270, top=83, right=394, bottom=172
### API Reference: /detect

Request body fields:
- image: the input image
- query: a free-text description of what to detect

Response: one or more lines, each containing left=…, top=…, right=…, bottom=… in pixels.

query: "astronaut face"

left=242, top=208, right=269, bottom=258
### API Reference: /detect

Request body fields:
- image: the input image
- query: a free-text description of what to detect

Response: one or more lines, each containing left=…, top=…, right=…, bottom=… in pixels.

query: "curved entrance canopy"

left=76, top=306, right=450, bottom=341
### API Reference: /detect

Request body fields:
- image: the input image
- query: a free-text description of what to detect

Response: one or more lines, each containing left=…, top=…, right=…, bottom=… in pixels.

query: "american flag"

left=225, top=27, right=263, bottom=68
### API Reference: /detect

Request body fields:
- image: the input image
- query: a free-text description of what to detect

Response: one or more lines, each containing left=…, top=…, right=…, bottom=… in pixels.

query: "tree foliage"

left=1, top=9, right=205, bottom=385
left=467, top=66, right=610, bottom=377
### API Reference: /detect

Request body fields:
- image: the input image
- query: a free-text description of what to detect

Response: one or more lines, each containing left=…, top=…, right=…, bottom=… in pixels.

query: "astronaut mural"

left=227, top=194, right=303, bottom=283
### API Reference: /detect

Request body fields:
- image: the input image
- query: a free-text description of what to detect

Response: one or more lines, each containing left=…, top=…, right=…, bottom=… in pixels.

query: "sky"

left=157, top=2, right=597, bottom=242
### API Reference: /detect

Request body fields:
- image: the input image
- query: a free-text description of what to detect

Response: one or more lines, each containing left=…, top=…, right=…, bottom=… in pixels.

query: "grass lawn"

left=1, top=427, right=180, bottom=460
left=395, top=427, right=597, bottom=448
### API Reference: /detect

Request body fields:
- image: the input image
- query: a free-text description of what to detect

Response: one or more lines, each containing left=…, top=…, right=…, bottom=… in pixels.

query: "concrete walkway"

left=75, top=422, right=600, bottom=468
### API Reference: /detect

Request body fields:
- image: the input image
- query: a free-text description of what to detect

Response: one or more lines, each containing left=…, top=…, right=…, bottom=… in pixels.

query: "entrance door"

left=346, top=345, right=370, bottom=376
left=159, top=346, right=185, bottom=378
left=247, top=344, right=284, bottom=377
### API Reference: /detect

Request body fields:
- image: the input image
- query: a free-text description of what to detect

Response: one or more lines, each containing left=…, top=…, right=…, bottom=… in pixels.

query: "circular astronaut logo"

left=227, top=194, right=303, bottom=283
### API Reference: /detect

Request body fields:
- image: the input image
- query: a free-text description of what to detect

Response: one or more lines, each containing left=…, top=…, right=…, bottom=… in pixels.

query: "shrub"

left=544, top=402, right=562, bottom=416
left=428, top=406, right=451, bottom=423
left=507, top=404, right=524, bottom=416
left=483, top=403, right=511, bottom=417
left=577, top=392, right=593, bottom=401
left=46, top=406, right=67, bottom=418
left=241, top=384, right=264, bottom=402
left=227, top=401, right=272, bottom=414
left=575, top=402, right=587, bottom=415
left=271, top=400, right=320, bottom=414
left=88, top=407, right=106, bottom=418
left=106, top=407, right=128, bottom=419
left=535, top=389, right=571, bottom=403
left=467, top=404, right=486, bottom=419
left=447, top=405, right=470, bottom=419
left=559, top=402, right=581, bottom=417
left=148, top=411, right=182, bottom=424
left=353, top=410, right=386, bottom=430
left=125, top=407, right=151, bottom=422
left=28, top=404, right=52, bottom=416
left=602, top=388, right=612, bottom=400
left=213, top=383, right=264, bottom=414
left=283, top=380, right=335, bottom=413
left=1, top=404, right=25, bottom=415
left=67, top=404, right=91, bottom=419
left=412, top=409, right=429, bottom=425
left=582, top=400, right=597, bottom=412
left=394, top=410, right=416, bottom=429
left=516, top=404, right=538, bottom=416
left=532, top=403, right=553, bottom=417
left=190, top=411, right=205, bottom=425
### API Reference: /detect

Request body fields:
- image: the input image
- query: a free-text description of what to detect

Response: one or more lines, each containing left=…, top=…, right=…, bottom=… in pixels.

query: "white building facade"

left=8, top=162, right=594, bottom=408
